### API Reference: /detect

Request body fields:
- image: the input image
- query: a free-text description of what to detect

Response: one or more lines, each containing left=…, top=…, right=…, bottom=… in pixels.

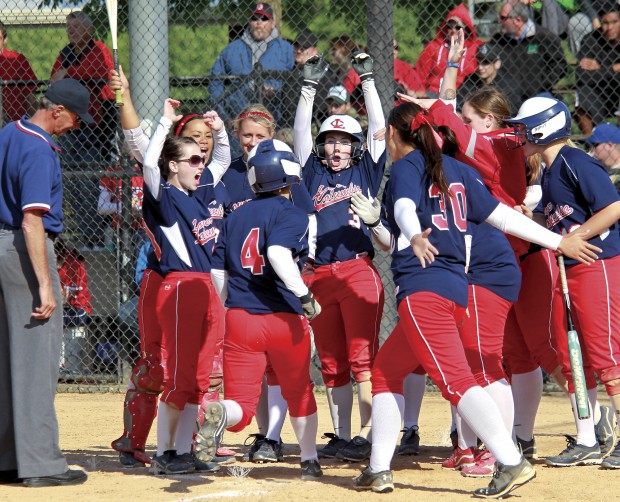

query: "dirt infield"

left=0, top=391, right=615, bottom=501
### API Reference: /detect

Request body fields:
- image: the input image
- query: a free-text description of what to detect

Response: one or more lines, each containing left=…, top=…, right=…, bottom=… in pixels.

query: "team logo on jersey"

left=313, top=182, right=361, bottom=211
left=330, top=118, right=345, bottom=129
left=231, top=198, right=252, bottom=211
left=208, top=203, right=225, bottom=219
left=544, top=202, right=573, bottom=230
left=192, top=218, right=219, bottom=246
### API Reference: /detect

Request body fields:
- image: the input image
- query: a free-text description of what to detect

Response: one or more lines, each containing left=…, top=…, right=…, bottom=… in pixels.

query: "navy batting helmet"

left=505, top=97, right=571, bottom=146
left=247, top=139, right=302, bottom=194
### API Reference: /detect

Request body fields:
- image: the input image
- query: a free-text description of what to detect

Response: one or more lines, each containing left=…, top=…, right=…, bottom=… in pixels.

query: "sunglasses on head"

left=177, top=155, right=207, bottom=168
left=250, top=15, right=270, bottom=21
left=447, top=22, right=463, bottom=30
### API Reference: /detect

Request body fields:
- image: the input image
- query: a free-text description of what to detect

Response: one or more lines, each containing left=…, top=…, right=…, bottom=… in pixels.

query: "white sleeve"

left=207, top=126, right=231, bottom=185
left=363, top=79, right=386, bottom=163
left=267, top=245, right=309, bottom=297
left=394, top=197, right=422, bottom=241
left=307, top=213, right=317, bottom=260
left=97, top=188, right=119, bottom=215
left=210, top=268, right=229, bottom=305
left=370, top=222, right=391, bottom=251
left=123, top=126, right=151, bottom=165
left=486, top=203, right=562, bottom=250
left=294, top=85, right=316, bottom=166
left=143, top=117, right=172, bottom=201
left=523, top=185, right=543, bottom=211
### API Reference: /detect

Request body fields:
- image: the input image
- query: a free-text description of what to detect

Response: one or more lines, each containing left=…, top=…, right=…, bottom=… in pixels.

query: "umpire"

left=0, top=78, right=92, bottom=487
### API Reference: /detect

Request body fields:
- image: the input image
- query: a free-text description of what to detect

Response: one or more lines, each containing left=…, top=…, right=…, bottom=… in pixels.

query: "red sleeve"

left=343, top=68, right=360, bottom=95
left=75, top=262, right=93, bottom=314
left=394, top=59, right=425, bottom=92
left=18, top=55, right=36, bottom=80
left=415, top=44, right=434, bottom=90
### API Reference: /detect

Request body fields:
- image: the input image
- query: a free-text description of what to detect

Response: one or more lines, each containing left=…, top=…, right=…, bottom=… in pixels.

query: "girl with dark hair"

left=353, top=101, right=598, bottom=496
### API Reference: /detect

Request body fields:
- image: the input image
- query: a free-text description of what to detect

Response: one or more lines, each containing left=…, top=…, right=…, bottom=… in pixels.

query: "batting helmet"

left=247, top=139, right=302, bottom=194
left=315, top=114, right=365, bottom=160
left=505, top=96, right=571, bottom=146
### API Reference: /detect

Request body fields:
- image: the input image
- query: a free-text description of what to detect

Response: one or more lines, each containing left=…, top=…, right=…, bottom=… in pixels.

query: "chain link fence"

left=3, top=0, right=617, bottom=390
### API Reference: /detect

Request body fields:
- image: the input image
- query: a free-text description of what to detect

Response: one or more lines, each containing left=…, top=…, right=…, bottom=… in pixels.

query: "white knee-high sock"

left=174, top=403, right=199, bottom=454
left=326, top=384, right=353, bottom=441
left=588, top=388, right=601, bottom=425
left=511, top=369, right=543, bottom=441
left=222, top=399, right=243, bottom=428
left=255, top=376, right=269, bottom=435
left=157, top=402, right=182, bottom=455
left=569, top=393, right=596, bottom=446
left=266, top=385, right=288, bottom=441
left=369, top=393, right=404, bottom=472
left=357, top=380, right=373, bottom=440
left=290, top=412, right=319, bottom=461
left=457, top=387, right=521, bottom=466
left=484, top=379, right=514, bottom=436
left=456, top=412, right=478, bottom=450
left=403, top=373, right=426, bottom=428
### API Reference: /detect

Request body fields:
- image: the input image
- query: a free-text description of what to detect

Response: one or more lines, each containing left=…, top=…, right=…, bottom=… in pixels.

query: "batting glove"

left=350, top=192, right=381, bottom=227
left=300, top=291, right=321, bottom=321
left=303, top=55, right=329, bottom=88
left=351, top=51, right=374, bottom=81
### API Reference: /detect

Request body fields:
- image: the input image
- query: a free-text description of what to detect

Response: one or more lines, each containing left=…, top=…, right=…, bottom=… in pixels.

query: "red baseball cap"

left=251, top=3, right=273, bottom=19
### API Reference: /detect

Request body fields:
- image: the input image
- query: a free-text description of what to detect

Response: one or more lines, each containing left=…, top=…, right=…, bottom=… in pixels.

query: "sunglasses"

left=446, top=23, right=463, bottom=30
left=250, top=15, right=270, bottom=22
left=177, top=155, right=207, bottom=168
left=499, top=15, right=515, bottom=21
left=393, top=44, right=399, bottom=50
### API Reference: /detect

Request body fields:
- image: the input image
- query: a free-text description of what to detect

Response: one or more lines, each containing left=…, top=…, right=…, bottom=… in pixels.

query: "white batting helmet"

left=315, top=114, right=365, bottom=160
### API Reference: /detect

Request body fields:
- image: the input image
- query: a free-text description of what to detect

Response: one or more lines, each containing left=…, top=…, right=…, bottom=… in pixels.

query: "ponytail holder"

left=174, top=113, right=201, bottom=137
left=410, top=110, right=444, bottom=149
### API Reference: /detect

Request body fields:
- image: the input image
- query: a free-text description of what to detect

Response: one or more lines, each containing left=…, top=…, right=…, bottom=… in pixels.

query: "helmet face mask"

left=314, top=114, right=365, bottom=164
left=505, top=97, right=572, bottom=146
left=247, top=139, right=302, bottom=194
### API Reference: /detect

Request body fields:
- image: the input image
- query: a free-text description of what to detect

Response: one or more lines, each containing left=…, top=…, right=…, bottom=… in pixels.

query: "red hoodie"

left=415, top=4, right=483, bottom=95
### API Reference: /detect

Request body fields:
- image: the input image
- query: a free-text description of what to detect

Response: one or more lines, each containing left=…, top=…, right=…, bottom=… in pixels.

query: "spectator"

left=51, top=11, right=118, bottom=165
left=574, top=3, right=620, bottom=135
left=492, top=1, right=567, bottom=103
left=329, top=34, right=359, bottom=85
left=0, top=21, right=37, bottom=124
left=457, top=43, right=521, bottom=113
left=280, top=29, right=339, bottom=129
left=568, top=1, right=607, bottom=55
left=520, top=0, right=569, bottom=37
left=0, top=77, right=90, bottom=487
left=209, top=2, right=294, bottom=124
left=415, top=4, right=483, bottom=97
left=582, top=122, right=620, bottom=192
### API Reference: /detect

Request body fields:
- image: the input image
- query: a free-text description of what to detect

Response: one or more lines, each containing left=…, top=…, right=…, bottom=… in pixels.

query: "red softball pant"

left=223, top=309, right=317, bottom=432
left=556, top=255, right=620, bottom=395
left=138, top=268, right=164, bottom=365
left=458, top=285, right=512, bottom=386
left=158, top=271, right=220, bottom=409
left=372, top=292, right=478, bottom=407
left=304, top=256, right=384, bottom=386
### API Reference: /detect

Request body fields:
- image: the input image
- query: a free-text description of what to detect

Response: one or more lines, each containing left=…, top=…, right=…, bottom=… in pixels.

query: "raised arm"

left=438, top=30, right=465, bottom=106
left=204, top=111, right=231, bottom=184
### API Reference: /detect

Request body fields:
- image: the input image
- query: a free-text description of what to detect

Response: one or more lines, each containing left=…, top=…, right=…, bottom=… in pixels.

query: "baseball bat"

left=557, top=255, right=590, bottom=419
left=105, top=0, right=123, bottom=107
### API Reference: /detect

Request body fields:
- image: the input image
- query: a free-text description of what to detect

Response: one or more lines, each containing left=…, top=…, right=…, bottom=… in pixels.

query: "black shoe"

left=336, top=436, right=371, bottom=462
left=398, top=426, right=420, bottom=455
left=194, top=402, right=227, bottom=463
left=150, top=450, right=196, bottom=475
left=241, top=433, right=266, bottom=462
left=23, top=469, right=88, bottom=487
left=252, top=438, right=283, bottom=463
left=353, top=466, right=394, bottom=493
left=544, top=435, right=603, bottom=467
left=318, top=433, right=349, bottom=459
left=473, top=458, right=535, bottom=498
left=300, top=459, right=323, bottom=481
left=0, top=470, right=19, bottom=484
left=177, top=452, right=220, bottom=473
left=516, top=436, right=537, bottom=459
left=119, top=451, right=146, bottom=468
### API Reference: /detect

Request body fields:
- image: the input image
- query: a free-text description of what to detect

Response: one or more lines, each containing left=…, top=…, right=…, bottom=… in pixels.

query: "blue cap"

left=44, top=78, right=94, bottom=124
left=583, top=123, right=620, bottom=146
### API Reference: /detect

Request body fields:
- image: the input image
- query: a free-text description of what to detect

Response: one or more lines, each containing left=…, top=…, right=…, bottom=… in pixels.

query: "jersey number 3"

left=241, top=228, right=265, bottom=275
left=429, top=183, right=467, bottom=232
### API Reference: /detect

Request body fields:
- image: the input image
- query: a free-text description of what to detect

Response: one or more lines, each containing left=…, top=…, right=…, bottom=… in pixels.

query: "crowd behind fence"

left=2, top=0, right=619, bottom=390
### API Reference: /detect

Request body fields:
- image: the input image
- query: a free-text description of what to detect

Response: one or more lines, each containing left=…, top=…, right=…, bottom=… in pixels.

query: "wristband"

left=368, top=219, right=381, bottom=228
left=447, top=61, right=460, bottom=69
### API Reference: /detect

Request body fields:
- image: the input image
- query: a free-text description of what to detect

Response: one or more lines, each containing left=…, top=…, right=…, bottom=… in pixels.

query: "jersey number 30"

left=241, top=228, right=265, bottom=275
left=429, top=183, right=467, bottom=232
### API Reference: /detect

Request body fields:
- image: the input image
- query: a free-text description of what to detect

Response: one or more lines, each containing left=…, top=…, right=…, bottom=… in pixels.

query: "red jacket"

left=58, top=251, right=93, bottom=314
left=0, top=49, right=37, bottom=121
left=415, top=4, right=483, bottom=95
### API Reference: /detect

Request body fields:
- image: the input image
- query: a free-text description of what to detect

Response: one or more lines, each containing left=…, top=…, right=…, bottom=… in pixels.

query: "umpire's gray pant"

left=0, top=229, right=68, bottom=477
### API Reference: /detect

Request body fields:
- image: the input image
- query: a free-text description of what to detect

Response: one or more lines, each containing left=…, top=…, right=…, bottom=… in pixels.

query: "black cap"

left=44, top=78, right=94, bottom=124
left=476, top=44, right=500, bottom=63
left=294, top=30, right=319, bottom=49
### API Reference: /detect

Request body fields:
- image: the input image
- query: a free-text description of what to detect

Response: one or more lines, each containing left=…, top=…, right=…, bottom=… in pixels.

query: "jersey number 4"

left=429, top=183, right=467, bottom=232
left=240, top=228, right=265, bottom=275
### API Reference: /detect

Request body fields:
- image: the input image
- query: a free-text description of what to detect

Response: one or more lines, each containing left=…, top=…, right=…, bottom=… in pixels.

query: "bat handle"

left=112, top=50, right=123, bottom=108
left=557, top=255, right=569, bottom=294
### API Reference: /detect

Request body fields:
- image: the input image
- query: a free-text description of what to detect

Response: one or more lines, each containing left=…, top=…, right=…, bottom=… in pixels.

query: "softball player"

left=201, top=139, right=323, bottom=480
left=293, top=52, right=386, bottom=461
left=354, top=101, right=598, bottom=496
left=506, top=96, right=620, bottom=469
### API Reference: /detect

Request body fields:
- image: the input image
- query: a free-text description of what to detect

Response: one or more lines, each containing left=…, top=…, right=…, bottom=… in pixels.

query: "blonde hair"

left=464, top=87, right=513, bottom=128
left=234, top=104, right=276, bottom=134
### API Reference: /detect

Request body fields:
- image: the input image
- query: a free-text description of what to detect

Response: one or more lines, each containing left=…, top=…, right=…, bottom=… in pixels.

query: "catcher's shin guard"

left=111, top=390, right=158, bottom=464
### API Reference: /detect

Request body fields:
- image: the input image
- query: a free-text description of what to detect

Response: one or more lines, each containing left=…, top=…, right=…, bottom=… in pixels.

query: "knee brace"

left=599, top=365, right=620, bottom=396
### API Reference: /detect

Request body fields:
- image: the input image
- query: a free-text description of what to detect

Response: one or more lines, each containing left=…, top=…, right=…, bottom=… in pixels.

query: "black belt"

left=0, top=222, right=57, bottom=240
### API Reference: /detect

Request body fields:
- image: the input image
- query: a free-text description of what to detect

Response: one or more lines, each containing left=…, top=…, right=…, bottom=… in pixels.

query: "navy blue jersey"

left=142, top=169, right=220, bottom=275
left=303, top=150, right=387, bottom=265
left=468, top=222, right=521, bottom=303
left=386, top=149, right=500, bottom=307
left=223, top=156, right=315, bottom=213
left=539, top=146, right=620, bottom=265
left=211, top=194, right=309, bottom=314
